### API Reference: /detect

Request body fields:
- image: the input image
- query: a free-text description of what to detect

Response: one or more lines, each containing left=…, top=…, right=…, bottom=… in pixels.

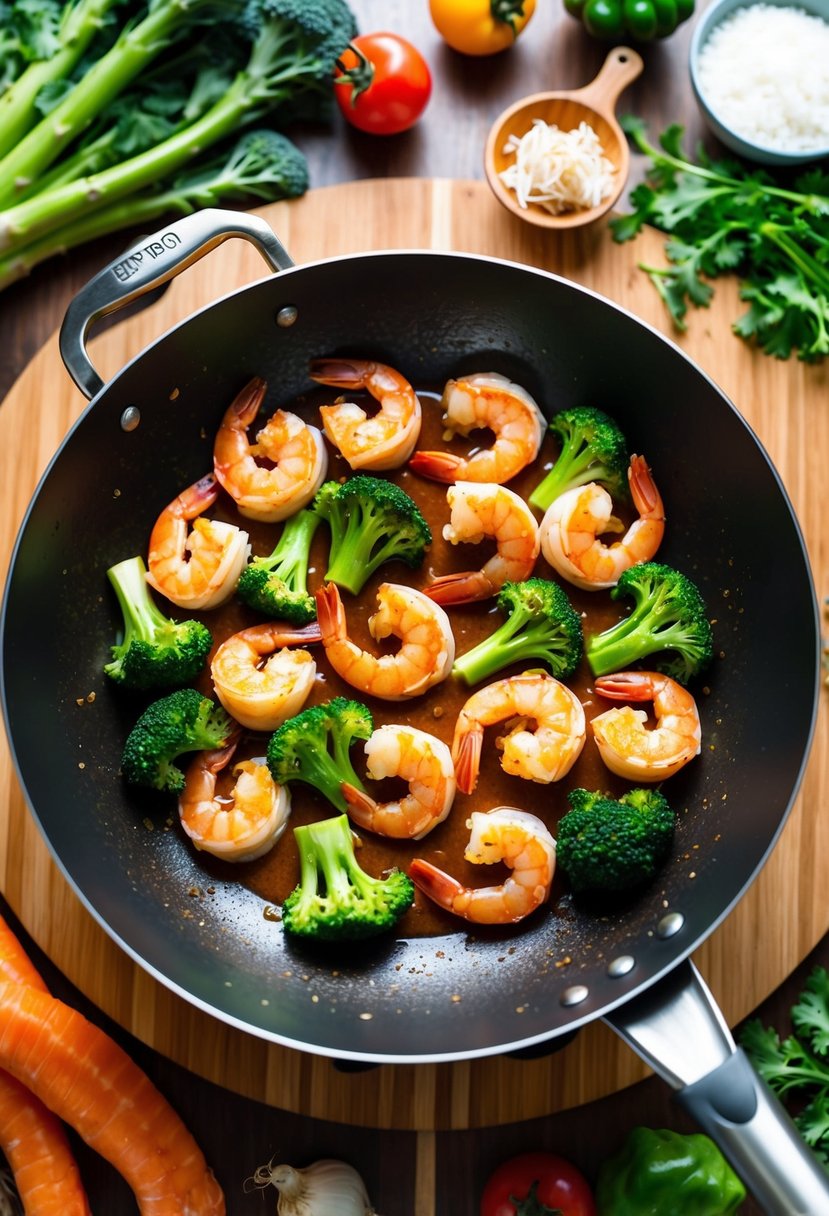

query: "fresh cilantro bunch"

left=612, top=117, right=829, bottom=363
left=741, top=966, right=829, bottom=1164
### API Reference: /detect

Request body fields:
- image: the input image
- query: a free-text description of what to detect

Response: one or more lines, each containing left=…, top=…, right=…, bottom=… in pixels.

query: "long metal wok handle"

left=59, top=208, right=294, bottom=400
left=605, top=959, right=829, bottom=1214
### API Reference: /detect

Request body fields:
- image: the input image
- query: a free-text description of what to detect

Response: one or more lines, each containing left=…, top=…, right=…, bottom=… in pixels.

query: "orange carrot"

left=0, top=979, right=225, bottom=1215
left=0, top=916, right=48, bottom=991
left=0, top=1071, right=91, bottom=1215
left=0, top=915, right=91, bottom=1214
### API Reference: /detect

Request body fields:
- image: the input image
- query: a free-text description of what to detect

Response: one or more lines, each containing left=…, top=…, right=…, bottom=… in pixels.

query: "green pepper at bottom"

left=595, top=1127, right=746, bottom=1215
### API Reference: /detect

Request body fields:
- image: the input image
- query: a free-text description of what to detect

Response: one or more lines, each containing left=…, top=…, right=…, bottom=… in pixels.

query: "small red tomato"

left=334, top=32, right=432, bottom=136
left=481, top=1152, right=596, bottom=1216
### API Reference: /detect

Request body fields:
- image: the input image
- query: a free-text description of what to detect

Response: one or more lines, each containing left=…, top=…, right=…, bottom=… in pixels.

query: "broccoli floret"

left=586, top=561, right=714, bottom=684
left=120, top=689, right=233, bottom=793
left=266, top=696, right=373, bottom=812
left=452, top=578, right=584, bottom=685
left=313, top=475, right=431, bottom=596
left=104, top=556, right=212, bottom=689
left=556, top=786, right=676, bottom=892
left=282, top=813, right=414, bottom=941
left=528, top=406, right=629, bottom=514
left=236, top=508, right=320, bottom=623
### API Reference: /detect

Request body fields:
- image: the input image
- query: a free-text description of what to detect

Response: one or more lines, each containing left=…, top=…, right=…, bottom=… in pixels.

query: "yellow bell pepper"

left=428, top=0, right=536, bottom=56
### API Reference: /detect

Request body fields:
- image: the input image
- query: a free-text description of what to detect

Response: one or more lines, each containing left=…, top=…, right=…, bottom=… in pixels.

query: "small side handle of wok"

left=604, top=958, right=829, bottom=1215
left=59, top=208, right=294, bottom=400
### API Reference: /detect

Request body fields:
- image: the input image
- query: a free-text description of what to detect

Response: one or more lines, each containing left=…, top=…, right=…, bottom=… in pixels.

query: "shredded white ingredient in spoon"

left=499, top=119, right=616, bottom=215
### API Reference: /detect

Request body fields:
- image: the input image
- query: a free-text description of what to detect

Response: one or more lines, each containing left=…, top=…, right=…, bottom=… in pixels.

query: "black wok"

left=1, top=210, right=824, bottom=1209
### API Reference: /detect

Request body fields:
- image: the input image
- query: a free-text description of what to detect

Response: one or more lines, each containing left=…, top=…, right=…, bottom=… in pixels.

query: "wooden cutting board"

left=1, top=178, right=827, bottom=1132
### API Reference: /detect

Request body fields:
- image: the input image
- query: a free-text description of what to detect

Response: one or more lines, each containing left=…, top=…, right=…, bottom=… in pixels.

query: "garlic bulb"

left=250, top=1157, right=382, bottom=1216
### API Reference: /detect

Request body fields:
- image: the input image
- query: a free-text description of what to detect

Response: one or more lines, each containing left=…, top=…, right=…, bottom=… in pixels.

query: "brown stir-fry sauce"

left=185, top=383, right=652, bottom=938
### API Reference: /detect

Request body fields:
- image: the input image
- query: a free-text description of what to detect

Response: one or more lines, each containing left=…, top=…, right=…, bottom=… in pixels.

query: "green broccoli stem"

left=0, top=47, right=319, bottom=256
left=308, top=814, right=370, bottom=902
left=587, top=616, right=690, bottom=677
left=0, top=142, right=301, bottom=290
left=0, top=0, right=120, bottom=162
left=269, top=507, right=320, bottom=588
left=295, top=741, right=365, bottom=812
left=0, top=0, right=225, bottom=208
left=106, top=555, right=172, bottom=644
left=453, top=606, right=538, bottom=685
left=528, top=431, right=605, bottom=512
left=324, top=514, right=392, bottom=595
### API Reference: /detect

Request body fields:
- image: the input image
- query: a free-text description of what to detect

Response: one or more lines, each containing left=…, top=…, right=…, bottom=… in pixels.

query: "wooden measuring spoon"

left=484, top=47, right=644, bottom=230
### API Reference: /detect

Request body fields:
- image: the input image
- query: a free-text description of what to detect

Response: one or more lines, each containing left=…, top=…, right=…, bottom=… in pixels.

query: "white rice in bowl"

left=696, top=3, right=829, bottom=152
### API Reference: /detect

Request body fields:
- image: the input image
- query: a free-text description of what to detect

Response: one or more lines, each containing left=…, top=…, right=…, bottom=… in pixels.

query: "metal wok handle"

left=605, top=959, right=829, bottom=1214
left=59, top=208, right=294, bottom=400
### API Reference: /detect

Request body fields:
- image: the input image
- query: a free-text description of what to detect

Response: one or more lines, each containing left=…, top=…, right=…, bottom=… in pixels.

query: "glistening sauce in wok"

left=184, top=385, right=656, bottom=939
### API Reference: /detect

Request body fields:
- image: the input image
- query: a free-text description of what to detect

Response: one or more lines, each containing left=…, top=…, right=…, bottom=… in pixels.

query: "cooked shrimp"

left=315, top=581, right=455, bottom=700
left=452, top=671, right=585, bottom=794
left=179, top=742, right=290, bottom=861
left=409, top=807, right=556, bottom=924
left=0, top=915, right=91, bottom=1216
left=409, top=372, right=545, bottom=484
left=0, top=979, right=225, bottom=1215
left=213, top=376, right=328, bottom=521
left=146, top=472, right=250, bottom=610
left=309, top=356, right=422, bottom=470
left=591, top=670, right=701, bottom=781
left=210, top=620, right=322, bottom=730
left=424, top=481, right=540, bottom=605
left=341, top=724, right=456, bottom=839
left=539, top=454, right=665, bottom=590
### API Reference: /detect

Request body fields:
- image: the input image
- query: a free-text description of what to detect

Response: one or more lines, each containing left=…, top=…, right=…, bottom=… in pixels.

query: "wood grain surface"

left=1, top=177, right=827, bottom=1134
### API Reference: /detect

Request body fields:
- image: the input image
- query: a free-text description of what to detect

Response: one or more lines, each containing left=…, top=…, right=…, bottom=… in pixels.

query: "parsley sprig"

left=741, top=966, right=829, bottom=1164
left=611, top=117, right=829, bottom=363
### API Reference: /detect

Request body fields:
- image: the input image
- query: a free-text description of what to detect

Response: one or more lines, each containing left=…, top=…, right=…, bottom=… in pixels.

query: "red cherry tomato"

left=334, top=32, right=432, bottom=136
left=481, top=1152, right=596, bottom=1216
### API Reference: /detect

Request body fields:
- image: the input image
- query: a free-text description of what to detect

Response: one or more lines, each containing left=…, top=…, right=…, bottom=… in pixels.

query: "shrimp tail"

left=452, top=726, right=483, bottom=795
left=408, top=450, right=462, bottom=483
left=314, top=582, right=347, bottom=643
left=229, top=377, right=268, bottom=428
left=268, top=621, right=324, bottom=648
left=308, top=358, right=369, bottom=388
left=628, top=454, right=665, bottom=519
left=594, top=672, right=652, bottom=701
left=423, top=570, right=494, bottom=605
left=178, top=472, right=221, bottom=518
left=341, top=782, right=377, bottom=823
left=409, top=858, right=468, bottom=914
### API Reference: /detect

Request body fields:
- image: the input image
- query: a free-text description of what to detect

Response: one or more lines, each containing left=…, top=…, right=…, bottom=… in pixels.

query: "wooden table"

left=0, top=2, right=825, bottom=1212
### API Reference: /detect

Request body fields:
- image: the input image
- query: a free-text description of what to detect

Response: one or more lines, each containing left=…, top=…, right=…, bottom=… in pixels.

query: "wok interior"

left=1, top=252, right=817, bottom=1060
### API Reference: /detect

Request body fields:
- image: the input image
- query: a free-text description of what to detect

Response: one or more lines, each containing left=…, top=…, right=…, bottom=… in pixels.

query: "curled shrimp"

left=452, top=670, right=585, bottom=794
left=179, top=741, right=290, bottom=862
left=539, top=455, right=665, bottom=590
left=210, top=620, right=322, bottom=731
left=341, top=724, right=456, bottom=840
left=309, top=356, right=422, bottom=470
left=409, top=807, right=556, bottom=924
left=424, top=481, right=540, bottom=606
left=146, top=472, right=250, bottom=610
left=315, top=581, right=455, bottom=701
left=213, top=377, right=328, bottom=521
left=409, top=372, right=545, bottom=484
left=591, top=670, right=701, bottom=781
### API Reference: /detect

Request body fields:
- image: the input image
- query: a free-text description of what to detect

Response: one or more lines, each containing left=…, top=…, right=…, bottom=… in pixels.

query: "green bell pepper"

left=563, top=0, right=694, bottom=40
left=595, top=1127, right=746, bottom=1215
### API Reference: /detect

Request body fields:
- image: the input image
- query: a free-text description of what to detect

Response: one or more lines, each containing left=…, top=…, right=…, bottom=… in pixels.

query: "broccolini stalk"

left=0, top=0, right=358, bottom=255
left=0, top=0, right=121, bottom=162
left=0, top=129, right=309, bottom=290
